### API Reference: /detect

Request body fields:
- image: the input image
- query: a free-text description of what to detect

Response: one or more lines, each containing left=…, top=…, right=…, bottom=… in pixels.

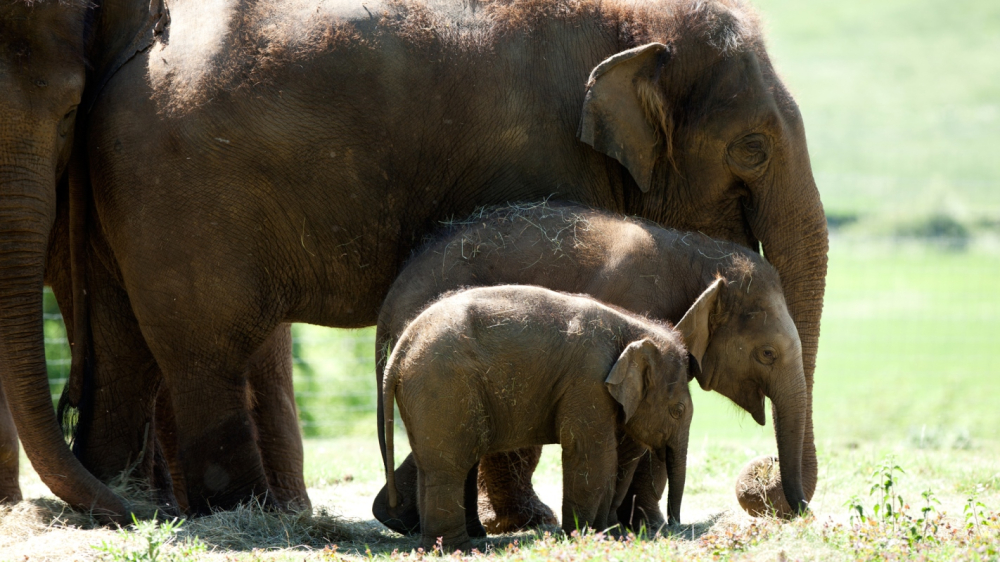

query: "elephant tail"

left=383, top=360, right=400, bottom=510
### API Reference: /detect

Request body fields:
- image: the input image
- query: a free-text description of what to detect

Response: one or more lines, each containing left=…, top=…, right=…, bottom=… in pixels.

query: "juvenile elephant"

left=383, top=285, right=693, bottom=551
left=0, top=0, right=826, bottom=518
left=373, top=202, right=807, bottom=531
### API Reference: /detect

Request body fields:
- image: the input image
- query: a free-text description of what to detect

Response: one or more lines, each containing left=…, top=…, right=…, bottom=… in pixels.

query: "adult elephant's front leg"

left=0, top=381, right=21, bottom=503
left=477, top=447, right=557, bottom=533
left=247, top=324, right=310, bottom=511
left=163, top=356, right=272, bottom=514
left=134, top=299, right=277, bottom=513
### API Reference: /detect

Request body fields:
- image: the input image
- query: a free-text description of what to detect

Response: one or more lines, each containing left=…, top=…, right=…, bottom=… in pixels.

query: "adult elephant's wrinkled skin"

left=0, top=0, right=826, bottom=520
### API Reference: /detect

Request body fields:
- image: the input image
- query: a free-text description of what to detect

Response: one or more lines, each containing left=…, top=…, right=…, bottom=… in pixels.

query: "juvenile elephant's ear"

left=606, top=339, right=657, bottom=422
left=578, top=43, right=672, bottom=193
left=677, top=279, right=725, bottom=379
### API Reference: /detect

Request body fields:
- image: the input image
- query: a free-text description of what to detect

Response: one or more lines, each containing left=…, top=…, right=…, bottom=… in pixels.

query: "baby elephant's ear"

left=606, top=339, right=658, bottom=423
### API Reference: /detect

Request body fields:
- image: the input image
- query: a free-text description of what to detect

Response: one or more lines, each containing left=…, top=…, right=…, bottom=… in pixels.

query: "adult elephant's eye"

left=727, top=133, right=771, bottom=176
left=669, top=402, right=685, bottom=420
left=754, top=346, right=777, bottom=365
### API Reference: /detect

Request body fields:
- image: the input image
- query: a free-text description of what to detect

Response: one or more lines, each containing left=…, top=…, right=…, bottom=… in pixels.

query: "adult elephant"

left=0, top=0, right=308, bottom=516
left=0, top=0, right=827, bottom=520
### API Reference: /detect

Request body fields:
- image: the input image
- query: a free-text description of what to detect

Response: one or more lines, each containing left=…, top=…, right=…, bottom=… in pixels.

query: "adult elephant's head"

left=578, top=3, right=827, bottom=517
left=0, top=0, right=127, bottom=518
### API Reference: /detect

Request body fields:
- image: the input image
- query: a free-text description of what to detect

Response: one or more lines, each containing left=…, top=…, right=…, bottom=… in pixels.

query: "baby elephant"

left=383, top=285, right=693, bottom=552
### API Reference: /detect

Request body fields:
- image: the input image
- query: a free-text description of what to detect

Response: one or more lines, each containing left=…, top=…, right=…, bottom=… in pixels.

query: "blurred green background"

left=42, top=0, right=1000, bottom=455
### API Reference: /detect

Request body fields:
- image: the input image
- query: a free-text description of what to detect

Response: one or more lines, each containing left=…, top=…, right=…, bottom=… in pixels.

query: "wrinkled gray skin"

left=0, top=0, right=308, bottom=515
left=0, top=382, right=19, bottom=504
left=0, top=0, right=825, bottom=519
left=372, top=203, right=806, bottom=532
left=382, top=286, right=693, bottom=551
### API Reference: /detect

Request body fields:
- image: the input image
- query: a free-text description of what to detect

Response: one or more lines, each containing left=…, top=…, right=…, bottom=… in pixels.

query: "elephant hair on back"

left=149, top=0, right=765, bottom=116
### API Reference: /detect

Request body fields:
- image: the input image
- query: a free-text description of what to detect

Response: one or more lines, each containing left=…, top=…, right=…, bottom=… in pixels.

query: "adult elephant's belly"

left=89, top=51, right=411, bottom=331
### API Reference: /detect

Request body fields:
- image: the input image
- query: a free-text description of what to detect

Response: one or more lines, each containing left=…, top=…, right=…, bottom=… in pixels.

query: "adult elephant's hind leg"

left=478, top=447, right=557, bottom=533
left=247, top=324, right=310, bottom=511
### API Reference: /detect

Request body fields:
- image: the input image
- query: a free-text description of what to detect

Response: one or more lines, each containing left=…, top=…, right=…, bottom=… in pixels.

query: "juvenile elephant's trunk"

left=0, top=158, right=127, bottom=520
left=663, top=427, right=689, bottom=526
left=768, top=371, right=808, bottom=514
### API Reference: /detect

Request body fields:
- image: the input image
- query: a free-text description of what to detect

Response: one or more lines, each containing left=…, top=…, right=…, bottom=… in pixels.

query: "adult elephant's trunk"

left=746, top=118, right=828, bottom=514
left=663, top=426, right=688, bottom=526
left=0, top=160, right=128, bottom=519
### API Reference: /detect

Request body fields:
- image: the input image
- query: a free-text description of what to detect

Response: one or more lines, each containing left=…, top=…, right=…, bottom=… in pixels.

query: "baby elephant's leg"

left=560, top=427, right=617, bottom=535
left=609, top=436, right=648, bottom=531
left=419, top=466, right=474, bottom=552
left=616, top=451, right=667, bottom=533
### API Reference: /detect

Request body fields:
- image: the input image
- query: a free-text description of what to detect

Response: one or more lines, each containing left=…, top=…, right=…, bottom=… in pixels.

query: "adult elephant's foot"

left=477, top=447, right=558, bottom=533
left=736, top=455, right=795, bottom=518
left=373, top=454, right=421, bottom=535
left=0, top=482, right=21, bottom=504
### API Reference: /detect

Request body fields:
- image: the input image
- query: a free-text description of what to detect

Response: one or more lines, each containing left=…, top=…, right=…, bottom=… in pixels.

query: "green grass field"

left=9, top=0, right=1000, bottom=560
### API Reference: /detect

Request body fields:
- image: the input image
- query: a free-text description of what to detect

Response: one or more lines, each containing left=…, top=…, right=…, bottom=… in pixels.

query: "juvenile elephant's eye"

left=754, top=346, right=777, bottom=366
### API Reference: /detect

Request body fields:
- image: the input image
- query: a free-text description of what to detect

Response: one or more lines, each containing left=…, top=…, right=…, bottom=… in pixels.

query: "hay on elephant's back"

left=437, top=199, right=597, bottom=258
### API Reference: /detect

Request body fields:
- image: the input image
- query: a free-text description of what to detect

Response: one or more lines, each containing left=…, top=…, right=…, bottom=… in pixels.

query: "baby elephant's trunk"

left=384, top=375, right=398, bottom=509
left=664, top=428, right=689, bottom=526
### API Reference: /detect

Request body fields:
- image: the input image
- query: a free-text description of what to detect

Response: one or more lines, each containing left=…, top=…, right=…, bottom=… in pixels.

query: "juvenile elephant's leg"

left=373, top=453, right=421, bottom=534
left=246, top=324, right=310, bottom=511
left=561, top=432, right=617, bottom=534
left=615, top=451, right=667, bottom=533
left=0, top=381, right=22, bottom=504
left=478, top=447, right=557, bottom=532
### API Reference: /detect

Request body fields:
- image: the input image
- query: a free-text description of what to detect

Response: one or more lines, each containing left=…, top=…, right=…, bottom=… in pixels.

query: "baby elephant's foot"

left=421, top=532, right=473, bottom=554
left=479, top=488, right=558, bottom=533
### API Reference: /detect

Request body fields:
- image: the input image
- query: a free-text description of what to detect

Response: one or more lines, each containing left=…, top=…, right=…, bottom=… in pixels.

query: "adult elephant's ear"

left=677, top=279, right=724, bottom=388
left=578, top=43, right=671, bottom=193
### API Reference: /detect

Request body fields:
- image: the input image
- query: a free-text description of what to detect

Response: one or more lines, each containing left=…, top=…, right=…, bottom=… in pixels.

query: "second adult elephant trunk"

left=0, top=161, right=128, bottom=520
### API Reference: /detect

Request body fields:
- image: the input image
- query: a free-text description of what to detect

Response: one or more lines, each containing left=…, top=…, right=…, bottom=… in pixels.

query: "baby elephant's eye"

left=669, top=402, right=685, bottom=420
left=754, top=346, right=777, bottom=365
